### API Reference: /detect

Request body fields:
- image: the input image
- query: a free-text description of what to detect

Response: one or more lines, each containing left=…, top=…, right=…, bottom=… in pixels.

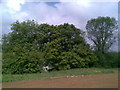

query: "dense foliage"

left=86, top=17, right=118, bottom=68
left=94, top=52, right=119, bottom=68
left=86, top=17, right=117, bottom=53
left=2, top=20, right=98, bottom=74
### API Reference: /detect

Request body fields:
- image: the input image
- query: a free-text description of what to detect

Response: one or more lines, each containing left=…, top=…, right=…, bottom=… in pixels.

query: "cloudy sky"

left=0, top=0, right=119, bottom=51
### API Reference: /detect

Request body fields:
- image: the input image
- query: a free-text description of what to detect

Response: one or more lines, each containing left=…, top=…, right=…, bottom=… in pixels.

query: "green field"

left=2, top=68, right=118, bottom=82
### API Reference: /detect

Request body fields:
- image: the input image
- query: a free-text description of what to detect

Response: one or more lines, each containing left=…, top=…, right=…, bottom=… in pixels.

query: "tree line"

left=2, top=16, right=118, bottom=74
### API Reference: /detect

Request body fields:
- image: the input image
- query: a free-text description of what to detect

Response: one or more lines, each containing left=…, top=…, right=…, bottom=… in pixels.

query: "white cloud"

left=1, top=0, right=27, bottom=34
left=1, top=0, right=118, bottom=51
left=6, top=0, right=25, bottom=12
left=2, top=1, right=118, bottom=32
left=14, top=12, right=28, bottom=21
left=22, top=1, right=118, bottom=51
left=60, top=0, right=91, bottom=7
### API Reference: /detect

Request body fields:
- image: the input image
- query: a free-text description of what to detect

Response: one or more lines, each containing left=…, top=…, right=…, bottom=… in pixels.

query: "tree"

left=43, top=23, right=97, bottom=70
left=2, top=20, right=98, bottom=74
left=86, top=16, right=118, bottom=53
left=2, top=20, right=45, bottom=74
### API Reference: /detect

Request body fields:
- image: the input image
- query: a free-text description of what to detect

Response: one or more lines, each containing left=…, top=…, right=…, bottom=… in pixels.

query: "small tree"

left=86, top=16, right=117, bottom=53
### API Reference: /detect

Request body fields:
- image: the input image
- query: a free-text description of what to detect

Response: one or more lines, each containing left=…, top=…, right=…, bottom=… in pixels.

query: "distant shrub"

left=94, top=51, right=119, bottom=68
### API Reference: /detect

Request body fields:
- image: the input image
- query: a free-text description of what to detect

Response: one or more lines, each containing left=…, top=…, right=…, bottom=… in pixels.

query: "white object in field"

left=43, top=66, right=50, bottom=72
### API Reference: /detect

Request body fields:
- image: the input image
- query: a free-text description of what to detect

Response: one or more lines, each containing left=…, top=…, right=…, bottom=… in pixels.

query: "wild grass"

left=2, top=68, right=118, bottom=82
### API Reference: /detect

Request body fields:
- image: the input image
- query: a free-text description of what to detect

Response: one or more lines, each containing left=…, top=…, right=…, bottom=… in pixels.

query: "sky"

left=0, top=0, right=119, bottom=51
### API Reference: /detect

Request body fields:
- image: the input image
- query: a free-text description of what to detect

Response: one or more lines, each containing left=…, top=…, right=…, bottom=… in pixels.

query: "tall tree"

left=2, top=20, right=98, bottom=74
left=86, top=17, right=118, bottom=53
left=43, top=23, right=97, bottom=70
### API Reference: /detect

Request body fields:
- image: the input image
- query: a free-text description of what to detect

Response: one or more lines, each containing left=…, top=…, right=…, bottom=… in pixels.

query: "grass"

left=2, top=68, right=118, bottom=83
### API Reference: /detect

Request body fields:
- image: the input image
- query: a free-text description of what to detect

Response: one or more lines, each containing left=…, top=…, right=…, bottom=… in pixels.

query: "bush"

left=94, top=51, right=118, bottom=68
left=2, top=50, right=44, bottom=74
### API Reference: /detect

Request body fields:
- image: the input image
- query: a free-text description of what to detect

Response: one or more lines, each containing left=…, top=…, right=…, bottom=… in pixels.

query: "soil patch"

left=3, top=73, right=118, bottom=88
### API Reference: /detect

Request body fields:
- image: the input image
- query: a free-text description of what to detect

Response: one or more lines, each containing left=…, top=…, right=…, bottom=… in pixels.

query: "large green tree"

left=43, top=23, right=97, bottom=70
left=86, top=17, right=117, bottom=53
left=2, top=20, right=45, bottom=74
left=2, top=20, right=97, bottom=74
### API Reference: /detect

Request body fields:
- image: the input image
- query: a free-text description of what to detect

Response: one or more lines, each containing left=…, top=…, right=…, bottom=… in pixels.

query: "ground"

left=3, top=73, right=118, bottom=88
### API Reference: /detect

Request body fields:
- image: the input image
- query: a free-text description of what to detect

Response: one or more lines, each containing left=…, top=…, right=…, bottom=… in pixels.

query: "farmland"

left=2, top=68, right=118, bottom=82
left=3, top=73, right=118, bottom=88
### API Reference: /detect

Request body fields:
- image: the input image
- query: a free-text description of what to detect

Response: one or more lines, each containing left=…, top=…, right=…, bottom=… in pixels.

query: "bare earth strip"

left=2, top=73, right=118, bottom=88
